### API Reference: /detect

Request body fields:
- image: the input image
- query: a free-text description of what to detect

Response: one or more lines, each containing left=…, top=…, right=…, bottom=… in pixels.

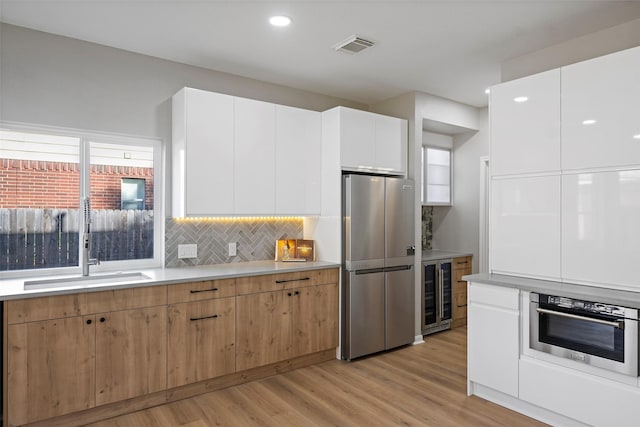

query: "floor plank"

left=86, top=328, right=547, bottom=426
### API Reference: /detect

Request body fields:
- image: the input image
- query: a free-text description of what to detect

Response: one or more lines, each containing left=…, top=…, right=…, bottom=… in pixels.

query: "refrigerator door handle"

left=383, top=265, right=413, bottom=272
left=354, top=268, right=385, bottom=275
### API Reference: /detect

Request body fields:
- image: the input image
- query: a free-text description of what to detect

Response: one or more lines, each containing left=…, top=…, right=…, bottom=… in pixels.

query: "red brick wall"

left=0, top=159, right=154, bottom=209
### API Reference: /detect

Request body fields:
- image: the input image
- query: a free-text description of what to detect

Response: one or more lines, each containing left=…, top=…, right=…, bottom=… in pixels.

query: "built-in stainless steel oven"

left=530, top=293, right=639, bottom=376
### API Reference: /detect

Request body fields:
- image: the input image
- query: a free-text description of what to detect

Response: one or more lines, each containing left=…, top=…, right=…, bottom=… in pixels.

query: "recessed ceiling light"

left=513, top=96, right=528, bottom=103
left=269, top=16, right=292, bottom=27
left=582, top=119, right=597, bottom=125
left=484, top=88, right=491, bottom=95
left=633, top=134, right=640, bottom=140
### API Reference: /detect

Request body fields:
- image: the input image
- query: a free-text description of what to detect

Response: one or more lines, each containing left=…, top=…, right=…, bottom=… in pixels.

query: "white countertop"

left=465, top=272, right=640, bottom=308
left=422, top=249, right=472, bottom=262
left=0, top=260, right=340, bottom=300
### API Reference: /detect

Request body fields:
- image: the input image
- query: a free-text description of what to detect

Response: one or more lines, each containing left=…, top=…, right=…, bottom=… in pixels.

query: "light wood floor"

left=86, top=328, right=547, bottom=427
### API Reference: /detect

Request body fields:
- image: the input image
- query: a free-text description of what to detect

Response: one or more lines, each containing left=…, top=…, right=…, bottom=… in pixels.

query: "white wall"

left=0, top=23, right=364, bottom=216
left=502, top=18, right=640, bottom=81
left=431, top=108, right=489, bottom=273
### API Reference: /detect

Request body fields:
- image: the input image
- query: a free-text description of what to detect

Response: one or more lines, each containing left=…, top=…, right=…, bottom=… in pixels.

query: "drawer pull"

left=457, top=280, right=467, bottom=283
left=457, top=304, right=467, bottom=308
left=275, top=277, right=310, bottom=284
left=190, top=287, right=219, bottom=294
left=190, top=314, right=219, bottom=321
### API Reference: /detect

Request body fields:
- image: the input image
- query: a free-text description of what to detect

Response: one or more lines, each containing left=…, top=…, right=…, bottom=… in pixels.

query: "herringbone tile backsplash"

left=165, top=218, right=303, bottom=267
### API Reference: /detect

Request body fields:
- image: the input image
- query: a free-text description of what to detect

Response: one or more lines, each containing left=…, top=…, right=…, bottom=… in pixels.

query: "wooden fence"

left=0, top=208, right=154, bottom=271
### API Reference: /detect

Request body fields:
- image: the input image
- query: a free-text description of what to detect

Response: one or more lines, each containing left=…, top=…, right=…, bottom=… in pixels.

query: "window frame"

left=1, top=121, right=164, bottom=278
left=422, top=145, right=453, bottom=206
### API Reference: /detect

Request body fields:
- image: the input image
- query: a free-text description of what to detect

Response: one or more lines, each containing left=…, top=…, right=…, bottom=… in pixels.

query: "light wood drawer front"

left=453, top=256, right=472, bottom=270
left=167, top=279, right=236, bottom=304
left=453, top=268, right=471, bottom=288
left=7, top=285, right=167, bottom=324
left=236, top=268, right=339, bottom=295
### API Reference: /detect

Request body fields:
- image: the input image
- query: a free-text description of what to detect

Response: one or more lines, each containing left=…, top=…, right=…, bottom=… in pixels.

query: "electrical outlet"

left=178, top=244, right=198, bottom=259
left=228, top=242, right=237, bottom=257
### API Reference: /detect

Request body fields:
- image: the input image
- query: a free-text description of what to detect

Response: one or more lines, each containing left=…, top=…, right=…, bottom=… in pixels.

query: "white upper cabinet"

left=234, top=97, right=276, bottom=215
left=172, top=88, right=322, bottom=216
left=562, top=47, right=640, bottom=171
left=491, top=175, right=561, bottom=280
left=562, top=170, right=640, bottom=288
left=337, top=107, right=407, bottom=174
left=275, top=105, right=321, bottom=215
left=490, top=69, right=561, bottom=176
left=172, top=88, right=234, bottom=217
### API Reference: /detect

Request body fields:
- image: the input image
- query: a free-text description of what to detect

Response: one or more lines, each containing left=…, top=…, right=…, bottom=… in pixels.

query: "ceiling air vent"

left=334, top=35, right=375, bottom=54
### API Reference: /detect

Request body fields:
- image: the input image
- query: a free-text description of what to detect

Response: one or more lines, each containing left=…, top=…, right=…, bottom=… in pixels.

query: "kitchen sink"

left=24, top=272, right=152, bottom=290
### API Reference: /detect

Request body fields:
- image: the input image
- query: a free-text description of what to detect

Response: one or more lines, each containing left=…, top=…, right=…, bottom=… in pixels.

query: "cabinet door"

left=7, top=315, right=96, bottom=426
left=490, top=69, right=561, bottom=176
left=182, top=88, right=234, bottom=215
left=234, top=97, right=276, bottom=214
left=468, top=284, right=519, bottom=397
left=562, top=170, right=640, bottom=288
left=236, top=290, right=291, bottom=370
left=275, top=105, right=321, bottom=215
left=340, top=107, right=375, bottom=170
left=167, top=297, right=236, bottom=388
left=95, top=306, right=167, bottom=405
left=291, top=283, right=339, bottom=357
left=491, top=175, right=561, bottom=280
left=562, top=46, right=640, bottom=170
left=375, top=114, right=407, bottom=173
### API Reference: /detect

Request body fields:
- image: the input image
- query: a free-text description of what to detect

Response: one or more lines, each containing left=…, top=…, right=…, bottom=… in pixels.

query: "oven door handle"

left=536, top=307, right=625, bottom=330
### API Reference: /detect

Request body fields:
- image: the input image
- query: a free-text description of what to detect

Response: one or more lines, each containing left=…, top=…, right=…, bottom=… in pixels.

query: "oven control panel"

left=542, top=294, right=627, bottom=318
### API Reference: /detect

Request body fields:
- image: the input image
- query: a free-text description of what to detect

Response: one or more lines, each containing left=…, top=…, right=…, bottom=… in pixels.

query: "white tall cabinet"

left=489, top=46, right=640, bottom=288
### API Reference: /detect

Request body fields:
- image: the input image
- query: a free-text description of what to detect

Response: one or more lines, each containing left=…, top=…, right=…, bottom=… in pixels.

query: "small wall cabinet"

left=324, top=106, right=407, bottom=175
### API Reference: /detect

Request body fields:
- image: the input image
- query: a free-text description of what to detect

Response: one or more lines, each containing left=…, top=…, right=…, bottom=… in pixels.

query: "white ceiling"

left=2, top=1, right=640, bottom=107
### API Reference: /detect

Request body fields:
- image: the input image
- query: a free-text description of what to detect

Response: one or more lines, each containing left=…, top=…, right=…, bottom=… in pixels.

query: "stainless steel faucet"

left=82, top=197, right=100, bottom=276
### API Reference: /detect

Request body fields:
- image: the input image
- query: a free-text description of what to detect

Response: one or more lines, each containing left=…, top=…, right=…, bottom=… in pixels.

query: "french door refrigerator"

left=342, top=174, right=415, bottom=360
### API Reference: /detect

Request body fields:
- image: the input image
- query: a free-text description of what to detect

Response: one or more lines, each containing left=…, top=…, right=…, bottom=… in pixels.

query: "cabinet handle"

left=190, top=287, right=219, bottom=294
left=457, top=304, right=467, bottom=308
left=287, top=292, right=292, bottom=296
left=99, top=317, right=106, bottom=323
left=275, top=277, right=310, bottom=284
left=86, top=319, right=92, bottom=325
left=294, top=291, right=300, bottom=295
left=457, top=280, right=467, bottom=283
left=190, top=314, right=219, bottom=321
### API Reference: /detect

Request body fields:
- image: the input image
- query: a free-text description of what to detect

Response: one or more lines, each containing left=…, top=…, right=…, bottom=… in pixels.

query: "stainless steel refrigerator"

left=342, top=174, right=415, bottom=360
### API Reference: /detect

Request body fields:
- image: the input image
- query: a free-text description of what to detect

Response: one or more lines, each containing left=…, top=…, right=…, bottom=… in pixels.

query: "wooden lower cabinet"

left=95, top=306, right=167, bottom=405
left=292, top=283, right=339, bottom=357
left=4, top=268, right=339, bottom=426
left=236, top=282, right=339, bottom=371
left=452, top=256, right=472, bottom=329
left=7, top=315, right=96, bottom=426
left=167, top=297, right=236, bottom=388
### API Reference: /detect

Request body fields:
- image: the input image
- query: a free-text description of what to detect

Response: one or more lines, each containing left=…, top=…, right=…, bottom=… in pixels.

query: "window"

left=422, top=146, right=452, bottom=205
left=0, top=126, right=162, bottom=274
